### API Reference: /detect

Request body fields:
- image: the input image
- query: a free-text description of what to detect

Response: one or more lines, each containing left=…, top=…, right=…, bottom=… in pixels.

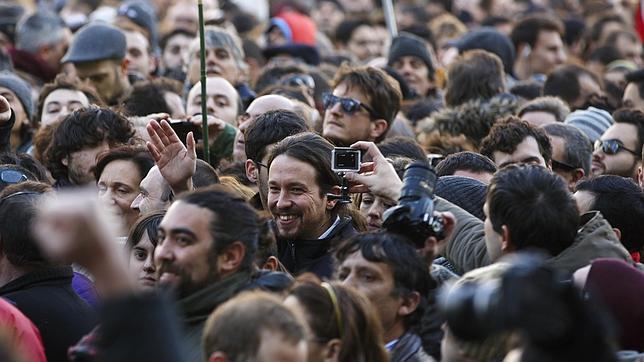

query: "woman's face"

left=129, top=232, right=157, bottom=290
left=359, top=193, right=397, bottom=231
left=40, top=88, right=90, bottom=127
left=283, top=295, right=328, bottom=362
left=97, top=160, right=143, bottom=233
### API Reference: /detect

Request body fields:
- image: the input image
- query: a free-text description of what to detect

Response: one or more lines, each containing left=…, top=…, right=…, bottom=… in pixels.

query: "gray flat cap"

left=62, top=22, right=126, bottom=64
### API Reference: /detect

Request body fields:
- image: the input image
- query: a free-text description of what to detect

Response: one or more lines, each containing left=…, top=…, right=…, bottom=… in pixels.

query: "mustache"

left=156, top=262, right=185, bottom=276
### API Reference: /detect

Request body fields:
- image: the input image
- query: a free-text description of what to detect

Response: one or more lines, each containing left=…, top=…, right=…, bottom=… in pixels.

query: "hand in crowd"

left=0, top=95, right=11, bottom=124
left=345, top=141, right=403, bottom=202
left=33, top=189, right=134, bottom=297
left=146, top=119, right=196, bottom=195
left=188, top=114, right=228, bottom=146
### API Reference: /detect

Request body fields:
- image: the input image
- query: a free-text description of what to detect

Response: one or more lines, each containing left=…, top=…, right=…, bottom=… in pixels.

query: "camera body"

left=168, top=119, right=202, bottom=142
left=331, top=147, right=361, bottom=173
left=382, top=160, right=444, bottom=247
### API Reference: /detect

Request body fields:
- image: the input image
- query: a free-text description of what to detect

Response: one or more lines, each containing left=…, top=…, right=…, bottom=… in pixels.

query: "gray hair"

left=16, top=11, right=67, bottom=53
left=543, top=123, right=592, bottom=174
left=518, top=96, right=571, bottom=123
left=187, top=26, right=245, bottom=71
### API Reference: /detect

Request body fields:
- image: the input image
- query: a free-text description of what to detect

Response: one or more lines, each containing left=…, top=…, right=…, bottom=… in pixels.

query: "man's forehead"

left=602, top=123, right=639, bottom=146
left=333, top=82, right=370, bottom=105
left=161, top=201, right=213, bottom=228
left=342, top=250, right=390, bottom=274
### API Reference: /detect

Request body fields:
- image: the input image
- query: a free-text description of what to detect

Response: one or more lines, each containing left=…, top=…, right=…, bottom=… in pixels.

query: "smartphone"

left=168, top=119, right=202, bottom=142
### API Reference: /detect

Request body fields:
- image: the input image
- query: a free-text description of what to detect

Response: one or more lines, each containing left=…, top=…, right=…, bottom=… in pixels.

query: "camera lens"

left=399, top=161, right=437, bottom=201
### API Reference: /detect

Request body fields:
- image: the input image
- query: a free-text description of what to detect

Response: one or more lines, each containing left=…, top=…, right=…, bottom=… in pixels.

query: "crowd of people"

left=0, top=0, right=643, bottom=361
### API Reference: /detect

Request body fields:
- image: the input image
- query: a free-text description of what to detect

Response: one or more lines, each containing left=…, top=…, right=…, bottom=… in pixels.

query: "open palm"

left=146, top=119, right=196, bottom=190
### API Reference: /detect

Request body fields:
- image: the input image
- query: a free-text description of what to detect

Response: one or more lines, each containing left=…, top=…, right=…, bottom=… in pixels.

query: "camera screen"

left=332, top=148, right=361, bottom=172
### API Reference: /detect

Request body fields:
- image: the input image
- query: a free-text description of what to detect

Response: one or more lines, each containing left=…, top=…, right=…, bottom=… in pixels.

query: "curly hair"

left=480, top=116, right=552, bottom=165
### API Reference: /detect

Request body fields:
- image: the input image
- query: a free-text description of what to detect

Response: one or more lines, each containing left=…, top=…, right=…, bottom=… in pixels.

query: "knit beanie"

left=435, top=176, right=487, bottom=220
left=273, top=10, right=317, bottom=46
left=585, top=259, right=644, bottom=351
left=564, top=106, right=613, bottom=143
left=387, top=32, right=435, bottom=75
left=0, top=71, right=33, bottom=120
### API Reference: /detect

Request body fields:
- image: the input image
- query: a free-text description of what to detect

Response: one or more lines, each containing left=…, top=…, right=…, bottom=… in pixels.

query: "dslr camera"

left=382, top=160, right=444, bottom=247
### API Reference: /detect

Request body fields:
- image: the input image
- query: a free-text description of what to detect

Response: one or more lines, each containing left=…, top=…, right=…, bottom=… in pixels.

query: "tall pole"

left=382, top=0, right=398, bottom=38
left=197, top=0, right=211, bottom=164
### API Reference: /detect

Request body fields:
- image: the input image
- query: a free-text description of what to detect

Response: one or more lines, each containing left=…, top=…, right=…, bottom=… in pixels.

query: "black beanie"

left=435, top=175, right=487, bottom=220
left=387, top=32, right=435, bottom=75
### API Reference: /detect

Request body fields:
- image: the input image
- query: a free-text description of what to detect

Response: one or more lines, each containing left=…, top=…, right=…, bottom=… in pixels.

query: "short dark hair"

left=480, top=116, right=553, bottom=165
left=159, top=29, right=195, bottom=52
left=194, top=159, right=220, bottom=188
left=245, top=110, right=309, bottom=163
left=335, top=231, right=433, bottom=329
left=510, top=15, right=564, bottom=50
left=267, top=132, right=340, bottom=196
left=332, top=64, right=402, bottom=138
left=543, top=64, right=601, bottom=109
left=589, top=14, right=625, bottom=44
left=94, top=146, right=154, bottom=182
left=435, top=151, right=497, bottom=176
left=518, top=96, right=571, bottom=123
left=543, top=123, right=592, bottom=174
left=625, top=69, right=644, bottom=102
left=46, top=107, right=135, bottom=182
left=126, top=211, right=164, bottom=250
left=177, top=185, right=259, bottom=272
left=120, top=77, right=182, bottom=117
left=612, top=108, right=644, bottom=156
left=444, top=50, right=505, bottom=107
left=576, top=176, right=644, bottom=252
left=487, top=164, right=579, bottom=256
left=334, top=19, right=372, bottom=45
left=254, top=64, right=309, bottom=95
left=203, top=291, right=305, bottom=361
left=378, top=137, right=427, bottom=162
left=0, top=187, right=49, bottom=267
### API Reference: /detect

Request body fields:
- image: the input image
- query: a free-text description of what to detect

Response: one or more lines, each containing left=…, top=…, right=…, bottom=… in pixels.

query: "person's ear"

left=612, top=228, right=622, bottom=241
left=398, top=291, right=421, bottom=318
left=500, top=225, right=513, bottom=252
left=261, top=256, right=279, bottom=271
left=638, top=166, right=643, bottom=188
left=322, top=338, right=341, bottom=362
left=208, top=351, right=229, bottom=362
left=326, top=185, right=341, bottom=210
left=245, top=159, right=258, bottom=184
left=369, top=119, right=388, bottom=141
left=571, top=168, right=585, bottom=184
left=61, top=157, right=69, bottom=167
left=217, top=241, right=246, bottom=275
left=120, top=59, right=130, bottom=75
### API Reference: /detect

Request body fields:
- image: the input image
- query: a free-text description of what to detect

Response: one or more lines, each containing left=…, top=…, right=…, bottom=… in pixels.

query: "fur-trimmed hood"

left=419, top=94, right=518, bottom=148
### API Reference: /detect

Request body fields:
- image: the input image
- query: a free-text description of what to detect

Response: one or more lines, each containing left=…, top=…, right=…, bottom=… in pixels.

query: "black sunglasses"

left=0, top=169, right=29, bottom=184
left=594, top=139, right=640, bottom=156
left=322, top=92, right=377, bottom=118
left=281, top=74, right=315, bottom=89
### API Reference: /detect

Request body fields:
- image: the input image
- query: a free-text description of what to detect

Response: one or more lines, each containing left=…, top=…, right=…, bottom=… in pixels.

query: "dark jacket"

left=278, top=216, right=358, bottom=279
left=390, top=330, right=435, bottom=362
left=435, top=197, right=632, bottom=275
left=0, top=265, right=96, bottom=362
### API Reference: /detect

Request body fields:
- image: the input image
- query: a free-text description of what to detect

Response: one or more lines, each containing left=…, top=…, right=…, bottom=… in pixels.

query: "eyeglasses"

left=322, top=92, right=377, bottom=118
left=254, top=160, right=268, bottom=169
left=0, top=169, right=29, bottom=184
left=594, top=139, right=640, bottom=156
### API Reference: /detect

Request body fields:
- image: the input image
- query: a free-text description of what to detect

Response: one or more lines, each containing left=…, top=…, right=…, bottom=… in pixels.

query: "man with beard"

left=322, top=65, right=401, bottom=147
left=592, top=108, right=644, bottom=181
left=46, top=107, right=134, bottom=187
left=266, top=132, right=360, bottom=278
left=146, top=119, right=288, bottom=362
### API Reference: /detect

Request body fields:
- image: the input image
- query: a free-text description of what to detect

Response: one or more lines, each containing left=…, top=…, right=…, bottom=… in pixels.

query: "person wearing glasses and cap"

left=592, top=108, right=644, bottom=181
left=322, top=64, right=402, bottom=147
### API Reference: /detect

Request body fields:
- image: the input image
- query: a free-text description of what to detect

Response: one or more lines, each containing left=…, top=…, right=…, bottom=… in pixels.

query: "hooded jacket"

left=435, top=198, right=631, bottom=275
left=419, top=94, right=518, bottom=149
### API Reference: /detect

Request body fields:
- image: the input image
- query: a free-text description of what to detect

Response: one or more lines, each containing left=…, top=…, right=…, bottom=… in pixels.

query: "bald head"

left=234, top=95, right=296, bottom=161
left=187, top=76, right=240, bottom=124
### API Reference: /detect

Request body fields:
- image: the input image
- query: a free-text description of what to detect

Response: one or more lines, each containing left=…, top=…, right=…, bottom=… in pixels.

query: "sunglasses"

left=594, top=139, right=640, bottom=156
left=281, top=74, right=315, bottom=90
left=0, top=169, right=29, bottom=184
left=551, top=159, right=577, bottom=172
left=322, top=92, right=377, bottom=118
